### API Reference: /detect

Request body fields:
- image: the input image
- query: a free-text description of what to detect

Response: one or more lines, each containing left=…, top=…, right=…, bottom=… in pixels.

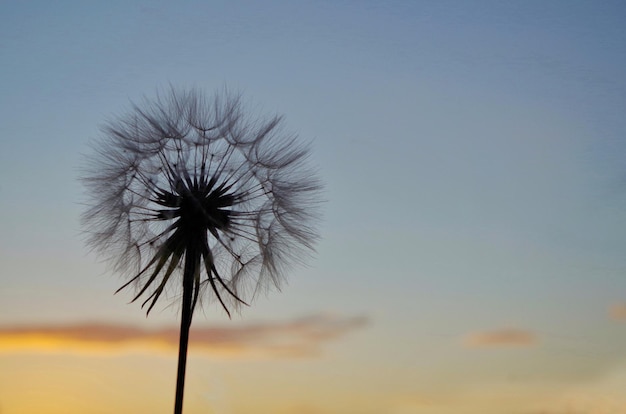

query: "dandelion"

left=82, top=88, right=321, bottom=414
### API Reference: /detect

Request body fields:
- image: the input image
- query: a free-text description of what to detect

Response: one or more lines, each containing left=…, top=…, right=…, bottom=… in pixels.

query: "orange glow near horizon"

left=3, top=350, right=626, bottom=414
left=0, top=332, right=176, bottom=356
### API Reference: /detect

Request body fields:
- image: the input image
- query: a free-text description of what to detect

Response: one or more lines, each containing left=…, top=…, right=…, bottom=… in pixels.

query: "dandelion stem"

left=174, top=246, right=196, bottom=414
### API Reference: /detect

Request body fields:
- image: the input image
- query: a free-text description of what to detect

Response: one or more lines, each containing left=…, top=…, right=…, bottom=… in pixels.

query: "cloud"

left=463, top=328, right=536, bottom=348
left=608, top=303, right=626, bottom=321
left=0, top=313, right=368, bottom=358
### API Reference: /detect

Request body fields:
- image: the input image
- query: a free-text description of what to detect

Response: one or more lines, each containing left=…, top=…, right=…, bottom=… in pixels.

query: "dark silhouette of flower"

left=82, top=88, right=321, bottom=413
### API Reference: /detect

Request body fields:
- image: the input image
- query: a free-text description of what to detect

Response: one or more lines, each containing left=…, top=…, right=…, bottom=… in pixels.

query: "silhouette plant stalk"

left=174, top=245, right=197, bottom=414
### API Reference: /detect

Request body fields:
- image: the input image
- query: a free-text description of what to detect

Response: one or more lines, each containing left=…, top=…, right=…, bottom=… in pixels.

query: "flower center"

left=177, top=181, right=235, bottom=236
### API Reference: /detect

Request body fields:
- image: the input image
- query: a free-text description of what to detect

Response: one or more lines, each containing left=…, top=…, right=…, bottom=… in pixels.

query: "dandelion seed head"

left=82, top=88, right=322, bottom=316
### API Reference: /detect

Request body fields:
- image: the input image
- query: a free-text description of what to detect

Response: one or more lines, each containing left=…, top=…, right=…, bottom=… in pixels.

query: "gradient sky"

left=2, top=1, right=626, bottom=413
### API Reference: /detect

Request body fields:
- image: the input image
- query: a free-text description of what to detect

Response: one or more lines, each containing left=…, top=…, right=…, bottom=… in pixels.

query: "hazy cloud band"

left=0, top=313, right=368, bottom=358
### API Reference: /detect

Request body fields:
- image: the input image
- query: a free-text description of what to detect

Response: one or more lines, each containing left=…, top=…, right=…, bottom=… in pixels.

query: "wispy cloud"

left=463, top=328, right=536, bottom=348
left=609, top=303, right=626, bottom=321
left=0, top=313, right=368, bottom=358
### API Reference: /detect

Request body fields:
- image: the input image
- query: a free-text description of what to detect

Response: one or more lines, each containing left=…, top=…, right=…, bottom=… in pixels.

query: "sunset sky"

left=2, top=1, right=626, bottom=413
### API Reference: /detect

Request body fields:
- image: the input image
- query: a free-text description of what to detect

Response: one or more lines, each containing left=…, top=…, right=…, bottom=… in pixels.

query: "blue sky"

left=1, top=2, right=626, bottom=413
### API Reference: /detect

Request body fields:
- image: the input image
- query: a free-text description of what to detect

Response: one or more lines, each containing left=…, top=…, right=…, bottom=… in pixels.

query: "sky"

left=1, top=1, right=626, bottom=413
